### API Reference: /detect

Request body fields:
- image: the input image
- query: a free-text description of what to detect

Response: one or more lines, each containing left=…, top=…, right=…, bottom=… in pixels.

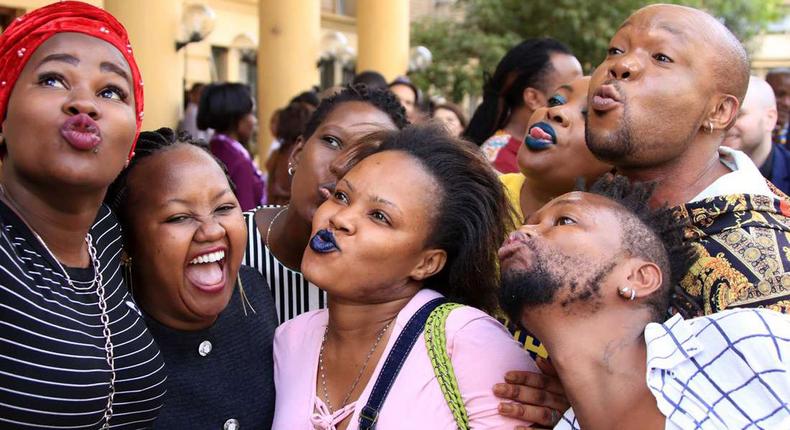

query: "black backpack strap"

left=357, top=297, right=446, bottom=430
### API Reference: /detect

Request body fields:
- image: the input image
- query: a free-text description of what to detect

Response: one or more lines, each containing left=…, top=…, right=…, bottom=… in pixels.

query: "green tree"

left=411, top=0, right=783, bottom=103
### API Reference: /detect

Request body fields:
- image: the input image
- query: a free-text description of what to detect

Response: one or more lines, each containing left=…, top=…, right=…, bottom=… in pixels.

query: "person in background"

left=499, top=176, right=790, bottom=429
left=274, top=124, right=538, bottom=429
left=465, top=38, right=582, bottom=173
left=722, top=76, right=790, bottom=194
left=106, top=128, right=277, bottom=428
left=197, top=82, right=266, bottom=210
left=179, top=82, right=207, bottom=141
left=266, top=102, right=315, bottom=205
left=502, top=76, right=611, bottom=224
left=585, top=4, right=790, bottom=316
left=433, top=102, right=466, bottom=137
left=390, top=76, right=422, bottom=124
left=290, top=87, right=321, bottom=109
left=767, top=68, right=790, bottom=146
left=352, top=70, right=388, bottom=92
left=243, top=84, right=408, bottom=323
left=0, top=3, right=167, bottom=427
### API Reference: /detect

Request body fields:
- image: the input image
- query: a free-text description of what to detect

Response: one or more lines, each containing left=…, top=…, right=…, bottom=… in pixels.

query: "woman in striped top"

left=0, top=3, right=166, bottom=428
left=243, top=84, right=409, bottom=323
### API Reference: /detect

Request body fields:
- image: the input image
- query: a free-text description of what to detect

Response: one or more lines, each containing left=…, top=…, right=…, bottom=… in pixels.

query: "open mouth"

left=184, top=248, right=227, bottom=293
left=309, top=229, right=340, bottom=253
left=525, top=122, right=557, bottom=150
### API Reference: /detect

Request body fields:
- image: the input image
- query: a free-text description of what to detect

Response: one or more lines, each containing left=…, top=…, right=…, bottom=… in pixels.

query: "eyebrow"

left=100, top=61, right=130, bottom=83
left=163, top=188, right=233, bottom=206
left=37, top=53, right=79, bottom=68
left=37, top=53, right=130, bottom=83
left=340, top=178, right=403, bottom=215
left=557, top=84, right=574, bottom=93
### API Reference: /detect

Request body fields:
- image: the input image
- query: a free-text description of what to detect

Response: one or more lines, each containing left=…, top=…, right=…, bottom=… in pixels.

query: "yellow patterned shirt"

left=672, top=192, right=790, bottom=316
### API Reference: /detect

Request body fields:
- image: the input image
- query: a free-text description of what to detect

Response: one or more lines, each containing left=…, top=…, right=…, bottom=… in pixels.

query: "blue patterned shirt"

left=556, top=309, right=790, bottom=429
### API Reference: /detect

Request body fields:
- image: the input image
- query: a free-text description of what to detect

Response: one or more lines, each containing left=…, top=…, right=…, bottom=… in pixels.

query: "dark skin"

left=586, top=4, right=744, bottom=208
left=302, top=151, right=446, bottom=429
left=254, top=101, right=397, bottom=271
left=0, top=33, right=136, bottom=267
left=517, top=77, right=611, bottom=221
left=504, top=53, right=583, bottom=142
left=500, top=192, right=666, bottom=430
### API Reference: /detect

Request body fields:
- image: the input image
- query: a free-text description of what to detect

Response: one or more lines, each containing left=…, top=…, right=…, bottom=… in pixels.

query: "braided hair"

left=302, top=83, right=409, bottom=140
left=464, top=38, right=572, bottom=146
left=105, top=127, right=234, bottom=228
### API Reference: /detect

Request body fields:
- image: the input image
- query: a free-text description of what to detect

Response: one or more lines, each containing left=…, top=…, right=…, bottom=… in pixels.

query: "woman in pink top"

left=273, top=124, right=538, bottom=429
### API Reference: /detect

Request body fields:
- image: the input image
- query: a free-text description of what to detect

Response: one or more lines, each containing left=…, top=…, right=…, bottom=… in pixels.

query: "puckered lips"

left=591, top=84, right=623, bottom=113
left=61, top=113, right=102, bottom=151
left=309, top=229, right=340, bottom=254
left=184, top=246, right=227, bottom=294
left=525, top=122, right=557, bottom=151
left=498, top=231, right=531, bottom=268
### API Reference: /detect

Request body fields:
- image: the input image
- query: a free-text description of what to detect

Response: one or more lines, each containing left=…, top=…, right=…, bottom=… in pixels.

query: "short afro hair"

left=588, top=174, right=696, bottom=321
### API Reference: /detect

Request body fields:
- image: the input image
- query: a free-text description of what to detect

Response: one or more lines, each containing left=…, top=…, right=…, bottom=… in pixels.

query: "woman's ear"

left=523, top=87, right=547, bottom=112
left=410, top=249, right=447, bottom=281
left=288, top=135, right=306, bottom=169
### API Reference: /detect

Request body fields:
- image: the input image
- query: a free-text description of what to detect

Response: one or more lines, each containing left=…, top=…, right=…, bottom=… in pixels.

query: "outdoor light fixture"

left=409, top=45, right=433, bottom=72
left=320, top=31, right=353, bottom=63
left=175, top=4, right=216, bottom=51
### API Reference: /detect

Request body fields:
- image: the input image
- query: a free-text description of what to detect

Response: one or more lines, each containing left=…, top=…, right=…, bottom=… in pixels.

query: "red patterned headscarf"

left=0, top=1, right=144, bottom=158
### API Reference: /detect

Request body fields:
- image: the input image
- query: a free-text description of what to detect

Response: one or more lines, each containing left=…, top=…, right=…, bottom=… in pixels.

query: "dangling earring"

left=122, top=253, right=134, bottom=296
left=237, top=274, right=257, bottom=316
left=618, top=286, right=637, bottom=301
left=707, top=121, right=714, bottom=134
left=287, top=163, right=295, bottom=176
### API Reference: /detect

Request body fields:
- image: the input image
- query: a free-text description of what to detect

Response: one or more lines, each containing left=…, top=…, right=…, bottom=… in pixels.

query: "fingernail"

left=499, top=403, right=513, bottom=413
left=493, top=383, right=506, bottom=395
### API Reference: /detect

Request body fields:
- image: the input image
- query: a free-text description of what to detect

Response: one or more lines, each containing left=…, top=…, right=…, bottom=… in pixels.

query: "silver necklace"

left=0, top=185, right=116, bottom=427
left=264, top=207, right=288, bottom=247
left=318, top=321, right=392, bottom=413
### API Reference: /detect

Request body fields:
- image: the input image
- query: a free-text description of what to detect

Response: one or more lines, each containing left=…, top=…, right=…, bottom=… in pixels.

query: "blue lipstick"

left=309, top=229, right=340, bottom=253
left=524, top=122, right=557, bottom=151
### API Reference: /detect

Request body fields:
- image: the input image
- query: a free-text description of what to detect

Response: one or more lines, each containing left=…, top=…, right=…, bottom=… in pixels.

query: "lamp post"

left=409, top=45, right=433, bottom=73
left=175, top=4, right=216, bottom=51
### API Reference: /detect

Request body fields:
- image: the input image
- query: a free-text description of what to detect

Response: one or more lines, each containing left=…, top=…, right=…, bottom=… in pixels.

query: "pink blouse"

left=273, top=289, right=538, bottom=429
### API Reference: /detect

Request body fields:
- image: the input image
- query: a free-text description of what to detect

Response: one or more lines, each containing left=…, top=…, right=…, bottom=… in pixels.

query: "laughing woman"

left=273, top=124, right=538, bottom=429
left=0, top=3, right=167, bottom=428
left=106, top=129, right=278, bottom=428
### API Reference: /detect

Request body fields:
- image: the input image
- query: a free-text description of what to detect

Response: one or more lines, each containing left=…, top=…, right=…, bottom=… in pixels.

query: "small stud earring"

left=287, top=164, right=295, bottom=176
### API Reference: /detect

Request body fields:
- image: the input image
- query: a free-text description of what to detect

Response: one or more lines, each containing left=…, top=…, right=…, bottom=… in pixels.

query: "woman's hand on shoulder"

left=493, top=357, right=570, bottom=429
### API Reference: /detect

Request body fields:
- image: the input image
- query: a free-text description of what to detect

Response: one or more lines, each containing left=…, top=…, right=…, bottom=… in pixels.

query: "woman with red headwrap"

left=0, top=3, right=166, bottom=428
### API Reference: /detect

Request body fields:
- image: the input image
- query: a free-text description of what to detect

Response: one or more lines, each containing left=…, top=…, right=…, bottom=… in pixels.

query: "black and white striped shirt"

left=242, top=209, right=326, bottom=324
left=0, top=202, right=167, bottom=429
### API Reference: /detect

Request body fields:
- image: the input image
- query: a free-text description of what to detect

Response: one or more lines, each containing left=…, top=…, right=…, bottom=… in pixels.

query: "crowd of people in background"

left=0, top=2, right=789, bottom=430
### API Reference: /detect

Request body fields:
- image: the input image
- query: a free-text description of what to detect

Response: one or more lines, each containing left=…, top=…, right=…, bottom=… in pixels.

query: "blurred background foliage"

left=411, top=0, right=784, bottom=102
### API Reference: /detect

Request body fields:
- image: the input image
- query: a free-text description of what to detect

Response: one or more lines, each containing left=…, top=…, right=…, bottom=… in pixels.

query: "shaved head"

left=745, top=76, right=777, bottom=111
left=630, top=4, right=750, bottom=105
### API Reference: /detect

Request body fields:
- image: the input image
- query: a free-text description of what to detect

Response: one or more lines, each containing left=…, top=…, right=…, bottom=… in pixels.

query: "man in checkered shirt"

left=498, top=173, right=790, bottom=429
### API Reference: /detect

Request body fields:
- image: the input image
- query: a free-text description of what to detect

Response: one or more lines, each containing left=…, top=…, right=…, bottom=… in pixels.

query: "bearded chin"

left=584, top=111, right=634, bottom=164
left=498, top=266, right=564, bottom=325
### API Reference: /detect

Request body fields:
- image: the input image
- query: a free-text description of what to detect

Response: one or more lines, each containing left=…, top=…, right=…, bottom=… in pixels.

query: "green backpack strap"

left=425, top=302, right=470, bottom=430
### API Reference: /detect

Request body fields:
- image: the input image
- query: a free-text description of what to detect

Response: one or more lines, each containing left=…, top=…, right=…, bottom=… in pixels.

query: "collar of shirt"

left=690, top=146, right=777, bottom=202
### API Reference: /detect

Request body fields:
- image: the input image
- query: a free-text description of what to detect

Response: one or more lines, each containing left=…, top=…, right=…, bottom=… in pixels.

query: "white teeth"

left=189, top=250, right=225, bottom=265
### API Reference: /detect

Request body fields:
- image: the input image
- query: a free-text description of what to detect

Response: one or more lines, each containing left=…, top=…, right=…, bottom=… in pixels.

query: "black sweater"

left=146, top=265, right=277, bottom=429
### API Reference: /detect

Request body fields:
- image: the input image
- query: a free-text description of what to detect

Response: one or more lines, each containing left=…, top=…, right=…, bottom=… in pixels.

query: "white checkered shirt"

left=555, top=308, right=790, bottom=429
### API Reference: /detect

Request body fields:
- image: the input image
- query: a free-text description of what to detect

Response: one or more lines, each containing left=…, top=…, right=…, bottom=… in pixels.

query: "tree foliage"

left=411, top=0, right=783, bottom=103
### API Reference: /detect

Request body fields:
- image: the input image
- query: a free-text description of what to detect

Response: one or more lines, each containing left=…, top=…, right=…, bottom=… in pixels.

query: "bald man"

left=723, top=76, right=790, bottom=193
left=585, top=4, right=790, bottom=315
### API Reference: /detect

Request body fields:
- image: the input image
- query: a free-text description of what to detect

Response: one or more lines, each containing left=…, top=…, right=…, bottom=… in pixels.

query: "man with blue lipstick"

left=585, top=4, right=790, bottom=316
